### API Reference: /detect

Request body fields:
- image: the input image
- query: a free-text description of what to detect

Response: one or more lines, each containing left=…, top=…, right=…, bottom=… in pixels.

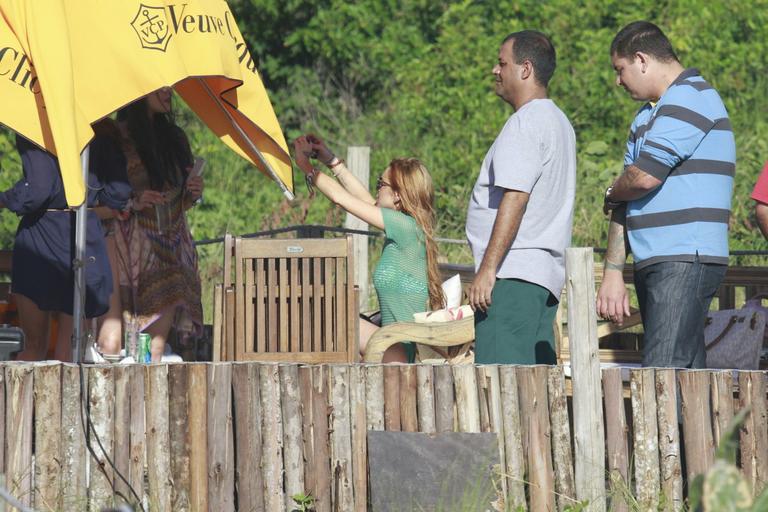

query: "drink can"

left=138, top=333, right=152, bottom=363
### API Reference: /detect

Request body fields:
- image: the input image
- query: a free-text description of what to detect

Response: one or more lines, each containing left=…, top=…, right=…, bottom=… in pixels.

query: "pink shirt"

left=751, top=161, right=768, bottom=204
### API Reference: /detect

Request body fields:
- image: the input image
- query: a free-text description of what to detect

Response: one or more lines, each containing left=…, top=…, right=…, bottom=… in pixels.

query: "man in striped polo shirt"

left=597, top=21, right=735, bottom=368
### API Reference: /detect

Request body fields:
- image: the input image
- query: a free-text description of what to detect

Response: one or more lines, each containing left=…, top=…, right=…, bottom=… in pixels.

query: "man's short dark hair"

left=502, top=30, right=556, bottom=87
left=610, top=21, right=679, bottom=62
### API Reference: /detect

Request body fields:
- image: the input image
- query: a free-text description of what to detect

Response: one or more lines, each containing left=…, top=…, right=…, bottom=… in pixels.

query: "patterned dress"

left=112, top=130, right=203, bottom=340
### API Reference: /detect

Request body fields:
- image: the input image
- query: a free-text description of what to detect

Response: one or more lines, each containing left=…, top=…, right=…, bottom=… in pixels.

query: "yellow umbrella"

left=66, top=0, right=294, bottom=199
left=0, top=0, right=293, bottom=205
left=0, top=0, right=294, bottom=361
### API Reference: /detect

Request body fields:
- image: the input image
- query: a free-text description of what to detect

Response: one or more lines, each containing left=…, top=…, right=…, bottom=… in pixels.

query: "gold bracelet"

left=326, top=157, right=345, bottom=170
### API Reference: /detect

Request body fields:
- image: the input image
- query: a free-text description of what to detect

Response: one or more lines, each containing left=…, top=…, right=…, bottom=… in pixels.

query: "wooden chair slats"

left=219, top=237, right=357, bottom=363
left=301, top=258, right=311, bottom=353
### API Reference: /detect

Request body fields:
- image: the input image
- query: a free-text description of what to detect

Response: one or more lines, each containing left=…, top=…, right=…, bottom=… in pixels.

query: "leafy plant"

left=688, top=407, right=768, bottom=512
left=291, top=492, right=315, bottom=512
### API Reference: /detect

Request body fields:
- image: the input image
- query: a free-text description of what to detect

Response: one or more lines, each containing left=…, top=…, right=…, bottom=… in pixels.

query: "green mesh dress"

left=372, top=209, right=430, bottom=361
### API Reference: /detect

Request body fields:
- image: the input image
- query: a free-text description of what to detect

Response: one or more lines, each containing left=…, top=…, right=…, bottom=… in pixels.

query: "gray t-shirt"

left=465, top=98, right=576, bottom=297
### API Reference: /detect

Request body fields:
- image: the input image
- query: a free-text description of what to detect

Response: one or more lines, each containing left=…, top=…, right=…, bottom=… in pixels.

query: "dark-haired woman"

left=0, top=131, right=131, bottom=361
left=98, top=87, right=203, bottom=362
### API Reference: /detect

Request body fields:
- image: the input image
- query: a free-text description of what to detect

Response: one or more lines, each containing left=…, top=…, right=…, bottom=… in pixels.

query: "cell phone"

left=191, top=157, right=206, bottom=177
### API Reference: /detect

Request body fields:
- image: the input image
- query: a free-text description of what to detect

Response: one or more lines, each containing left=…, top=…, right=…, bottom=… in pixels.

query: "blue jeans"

left=634, top=258, right=726, bottom=368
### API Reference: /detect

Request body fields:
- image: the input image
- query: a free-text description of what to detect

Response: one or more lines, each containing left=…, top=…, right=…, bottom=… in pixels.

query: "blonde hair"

left=387, top=158, right=445, bottom=310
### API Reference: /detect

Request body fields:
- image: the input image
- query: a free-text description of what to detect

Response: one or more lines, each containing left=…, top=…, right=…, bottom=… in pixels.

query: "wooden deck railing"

left=0, top=248, right=765, bottom=512
left=1, top=362, right=766, bottom=511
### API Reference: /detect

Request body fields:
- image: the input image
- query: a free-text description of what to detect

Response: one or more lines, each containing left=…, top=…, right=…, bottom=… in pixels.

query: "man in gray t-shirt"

left=466, top=30, right=576, bottom=364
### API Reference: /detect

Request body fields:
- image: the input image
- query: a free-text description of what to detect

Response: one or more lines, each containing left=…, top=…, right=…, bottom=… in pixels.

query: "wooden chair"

left=212, top=233, right=236, bottom=361
left=218, top=236, right=358, bottom=363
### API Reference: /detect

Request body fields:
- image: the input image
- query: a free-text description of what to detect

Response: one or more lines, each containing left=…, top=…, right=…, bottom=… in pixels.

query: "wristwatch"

left=604, top=186, right=622, bottom=211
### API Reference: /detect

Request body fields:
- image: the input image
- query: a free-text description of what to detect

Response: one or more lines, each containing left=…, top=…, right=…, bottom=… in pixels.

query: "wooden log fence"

left=0, top=361, right=763, bottom=511
left=0, top=249, right=766, bottom=511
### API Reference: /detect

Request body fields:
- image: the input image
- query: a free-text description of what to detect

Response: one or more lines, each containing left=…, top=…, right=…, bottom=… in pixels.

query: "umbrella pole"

left=72, top=145, right=90, bottom=363
left=194, top=78, right=295, bottom=200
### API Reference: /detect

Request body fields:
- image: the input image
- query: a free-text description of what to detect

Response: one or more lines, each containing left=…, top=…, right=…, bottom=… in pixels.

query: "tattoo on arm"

left=621, top=166, right=645, bottom=188
left=604, top=205, right=628, bottom=269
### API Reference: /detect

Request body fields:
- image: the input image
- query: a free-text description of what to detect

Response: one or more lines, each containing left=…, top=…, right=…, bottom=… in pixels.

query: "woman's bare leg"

left=97, top=235, right=123, bottom=355
left=53, top=313, right=75, bottom=362
left=358, top=317, right=409, bottom=363
left=13, top=293, right=50, bottom=361
left=145, top=310, right=174, bottom=362
left=358, top=318, right=379, bottom=358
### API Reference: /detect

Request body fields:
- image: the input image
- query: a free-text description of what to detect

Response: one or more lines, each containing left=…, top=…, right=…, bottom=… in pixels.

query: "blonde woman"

left=294, top=135, right=444, bottom=362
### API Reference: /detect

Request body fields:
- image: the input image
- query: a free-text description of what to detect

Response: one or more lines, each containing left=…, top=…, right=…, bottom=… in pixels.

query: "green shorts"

left=473, top=278, right=559, bottom=365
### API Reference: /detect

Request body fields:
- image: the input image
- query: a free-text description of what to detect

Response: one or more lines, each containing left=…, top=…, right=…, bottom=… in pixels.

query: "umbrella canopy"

left=0, top=0, right=293, bottom=205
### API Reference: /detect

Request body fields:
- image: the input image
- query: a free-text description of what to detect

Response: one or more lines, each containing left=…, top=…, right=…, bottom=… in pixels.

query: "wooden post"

left=88, top=366, right=115, bottom=512
left=630, top=369, right=660, bottom=510
left=452, top=365, right=480, bottom=433
left=169, top=364, right=192, bottom=512
left=416, top=365, right=436, bottom=434
left=478, top=366, right=507, bottom=499
left=346, top=146, right=370, bottom=311
left=549, top=366, right=576, bottom=510
left=711, top=370, right=735, bottom=449
left=260, top=364, right=285, bottom=511
left=329, top=366, right=354, bottom=511
left=113, top=366, right=131, bottom=508
left=61, top=365, right=88, bottom=510
left=565, top=247, right=606, bottom=511
left=434, top=365, right=455, bottom=433
left=365, top=365, right=385, bottom=431
left=678, top=370, right=715, bottom=483
left=232, top=363, right=263, bottom=512
left=128, top=364, right=146, bottom=507
left=383, top=366, right=401, bottom=431
left=349, top=366, right=368, bottom=512
left=146, top=364, right=173, bottom=512
left=0, top=366, right=5, bottom=512
left=499, top=366, right=525, bottom=510
left=280, top=365, right=305, bottom=511
left=33, top=363, right=62, bottom=512
left=303, top=365, right=331, bottom=512
left=188, top=364, right=209, bottom=512
left=6, top=365, right=33, bottom=510
left=399, top=366, right=418, bottom=432
left=602, top=368, right=629, bottom=512
left=476, top=367, right=492, bottom=433
left=739, top=371, right=768, bottom=496
left=207, top=364, right=235, bottom=511
left=518, top=366, right=555, bottom=512
left=655, top=369, right=682, bottom=510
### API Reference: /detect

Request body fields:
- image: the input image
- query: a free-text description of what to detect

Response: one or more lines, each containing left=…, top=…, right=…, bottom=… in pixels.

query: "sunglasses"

left=376, top=176, right=392, bottom=191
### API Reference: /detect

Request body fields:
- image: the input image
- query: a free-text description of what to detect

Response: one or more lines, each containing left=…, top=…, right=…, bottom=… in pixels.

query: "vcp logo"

left=131, top=4, right=172, bottom=52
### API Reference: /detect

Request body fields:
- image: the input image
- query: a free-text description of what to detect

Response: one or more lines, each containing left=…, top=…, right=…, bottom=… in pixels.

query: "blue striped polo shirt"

left=624, top=68, right=735, bottom=269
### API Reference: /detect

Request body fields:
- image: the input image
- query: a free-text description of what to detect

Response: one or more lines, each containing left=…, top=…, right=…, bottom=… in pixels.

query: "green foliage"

left=291, top=492, right=315, bottom=512
left=688, top=407, right=768, bottom=512
left=230, top=0, right=768, bottom=253
left=3, top=1, right=768, bottom=321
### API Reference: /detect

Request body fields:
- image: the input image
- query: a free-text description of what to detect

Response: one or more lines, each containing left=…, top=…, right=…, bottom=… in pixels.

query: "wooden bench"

left=437, top=262, right=768, bottom=365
